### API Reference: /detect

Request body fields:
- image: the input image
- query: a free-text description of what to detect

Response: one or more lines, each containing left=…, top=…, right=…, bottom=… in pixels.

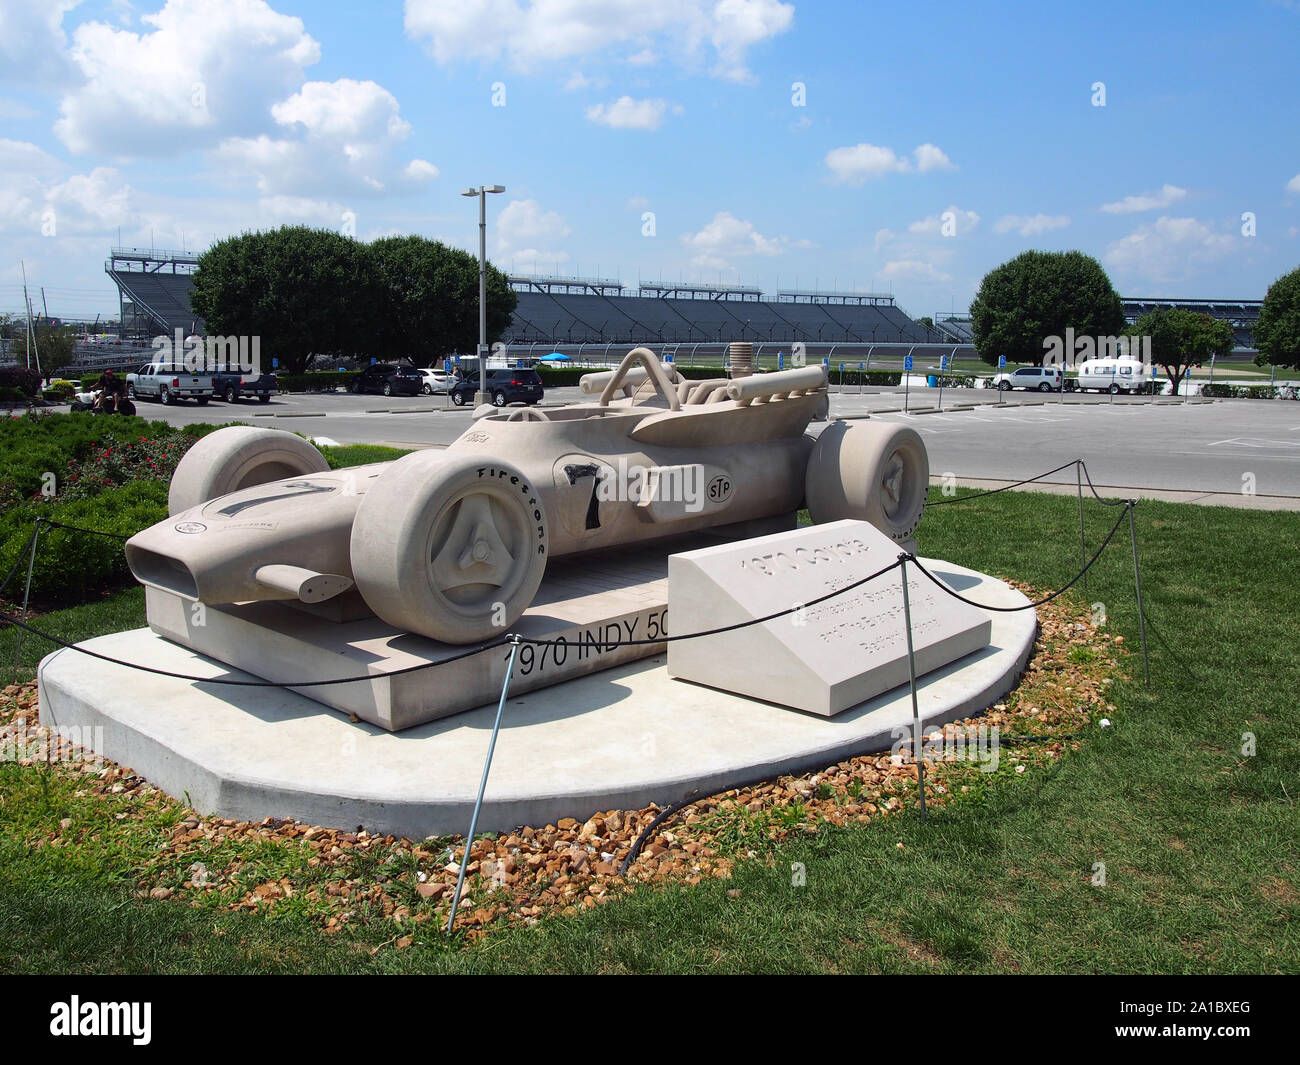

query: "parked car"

left=126, top=362, right=213, bottom=405
left=989, top=365, right=1064, bottom=392
left=349, top=364, right=423, bottom=397
left=449, top=367, right=544, bottom=407
left=213, top=370, right=277, bottom=403
left=417, top=368, right=454, bottom=395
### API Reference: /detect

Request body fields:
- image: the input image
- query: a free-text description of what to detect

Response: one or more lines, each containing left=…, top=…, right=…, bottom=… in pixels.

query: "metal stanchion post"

left=904, top=371, right=910, bottom=414
left=1077, top=462, right=1088, bottom=593
left=898, top=557, right=927, bottom=822
left=11, top=518, right=42, bottom=683
left=447, top=635, right=521, bottom=933
left=1126, top=503, right=1151, bottom=685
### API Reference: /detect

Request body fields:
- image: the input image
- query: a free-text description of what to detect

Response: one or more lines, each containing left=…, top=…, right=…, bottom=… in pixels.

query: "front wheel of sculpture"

left=350, top=451, right=548, bottom=644
left=167, top=425, right=329, bottom=515
left=804, top=420, right=929, bottom=544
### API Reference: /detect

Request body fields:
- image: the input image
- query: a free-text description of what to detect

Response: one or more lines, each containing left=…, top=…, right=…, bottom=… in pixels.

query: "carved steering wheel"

left=598, top=347, right=681, bottom=410
left=506, top=407, right=545, bottom=421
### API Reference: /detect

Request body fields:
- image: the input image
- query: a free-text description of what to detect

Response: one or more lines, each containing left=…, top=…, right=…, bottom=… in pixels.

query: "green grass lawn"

left=1, top=488, right=1296, bottom=973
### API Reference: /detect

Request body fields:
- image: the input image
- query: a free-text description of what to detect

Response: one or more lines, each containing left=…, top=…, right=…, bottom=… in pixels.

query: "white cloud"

left=881, top=258, right=951, bottom=282
left=825, top=143, right=910, bottom=184
left=218, top=78, right=435, bottom=198
left=0, top=145, right=137, bottom=236
left=54, top=0, right=321, bottom=156
left=0, top=1, right=80, bottom=87
left=1100, top=183, right=1187, bottom=214
left=913, top=143, right=954, bottom=173
left=1287, top=174, right=1300, bottom=195
left=585, top=96, right=674, bottom=130
left=403, top=0, right=793, bottom=83
left=825, top=142, right=955, bottom=184
left=272, top=79, right=410, bottom=141
left=564, top=71, right=599, bottom=91
left=908, top=205, right=980, bottom=236
left=496, top=198, right=571, bottom=265
left=994, top=213, right=1070, bottom=236
left=680, top=210, right=807, bottom=269
left=1104, top=216, right=1238, bottom=283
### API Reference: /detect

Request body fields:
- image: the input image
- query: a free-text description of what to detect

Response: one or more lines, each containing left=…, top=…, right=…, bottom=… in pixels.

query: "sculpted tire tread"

left=350, top=451, right=548, bottom=644
left=804, top=420, right=929, bottom=543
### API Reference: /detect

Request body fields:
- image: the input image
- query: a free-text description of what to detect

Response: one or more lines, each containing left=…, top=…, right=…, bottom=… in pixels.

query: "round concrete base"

left=38, top=560, right=1036, bottom=838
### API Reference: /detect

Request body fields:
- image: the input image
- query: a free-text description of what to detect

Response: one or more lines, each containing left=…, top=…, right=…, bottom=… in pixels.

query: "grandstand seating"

left=107, top=269, right=204, bottom=336
left=502, top=292, right=939, bottom=345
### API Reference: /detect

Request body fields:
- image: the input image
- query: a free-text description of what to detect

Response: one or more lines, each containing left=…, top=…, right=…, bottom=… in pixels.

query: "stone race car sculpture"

left=125, top=348, right=929, bottom=645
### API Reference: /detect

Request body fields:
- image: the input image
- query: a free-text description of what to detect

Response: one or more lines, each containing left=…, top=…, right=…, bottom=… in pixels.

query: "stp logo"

left=707, top=475, right=732, bottom=503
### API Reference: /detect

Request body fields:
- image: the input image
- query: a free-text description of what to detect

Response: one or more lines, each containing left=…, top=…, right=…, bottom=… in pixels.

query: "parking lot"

left=121, top=385, right=1300, bottom=508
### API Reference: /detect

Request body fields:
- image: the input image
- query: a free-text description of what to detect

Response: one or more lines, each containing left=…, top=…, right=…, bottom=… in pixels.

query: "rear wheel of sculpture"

left=350, top=451, right=548, bottom=644
left=167, top=425, right=329, bottom=515
left=804, top=420, right=929, bottom=544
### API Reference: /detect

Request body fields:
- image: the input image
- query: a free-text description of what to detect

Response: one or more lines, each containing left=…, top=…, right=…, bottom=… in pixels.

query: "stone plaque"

left=667, top=519, right=992, bottom=716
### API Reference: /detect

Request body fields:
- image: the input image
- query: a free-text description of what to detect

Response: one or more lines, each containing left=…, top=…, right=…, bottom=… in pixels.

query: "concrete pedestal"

left=38, top=560, right=1036, bottom=838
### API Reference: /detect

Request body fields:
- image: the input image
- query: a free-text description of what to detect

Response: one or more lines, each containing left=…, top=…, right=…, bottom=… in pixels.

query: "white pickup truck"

left=125, top=362, right=213, bottom=405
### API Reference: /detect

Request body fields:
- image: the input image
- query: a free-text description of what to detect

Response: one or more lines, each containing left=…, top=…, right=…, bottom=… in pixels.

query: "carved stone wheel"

left=804, top=420, right=929, bottom=543
left=350, top=451, right=548, bottom=644
left=167, top=426, right=329, bottom=516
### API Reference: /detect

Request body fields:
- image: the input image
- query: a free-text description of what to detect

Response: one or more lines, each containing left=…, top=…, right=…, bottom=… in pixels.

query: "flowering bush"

left=57, top=433, right=194, bottom=501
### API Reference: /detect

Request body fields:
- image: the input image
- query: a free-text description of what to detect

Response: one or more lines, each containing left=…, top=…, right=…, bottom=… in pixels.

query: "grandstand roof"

left=508, top=273, right=624, bottom=295
left=636, top=282, right=763, bottom=301
left=775, top=290, right=894, bottom=306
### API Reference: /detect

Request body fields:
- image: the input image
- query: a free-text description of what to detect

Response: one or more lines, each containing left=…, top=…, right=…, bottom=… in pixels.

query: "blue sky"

left=2, top=0, right=1298, bottom=324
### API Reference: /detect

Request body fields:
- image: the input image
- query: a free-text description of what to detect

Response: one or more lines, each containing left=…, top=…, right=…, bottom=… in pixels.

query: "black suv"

left=350, top=363, right=423, bottom=397
left=450, top=368, right=544, bottom=407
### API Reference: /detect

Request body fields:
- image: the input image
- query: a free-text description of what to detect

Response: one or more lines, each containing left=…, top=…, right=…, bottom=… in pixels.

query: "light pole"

left=462, top=184, right=505, bottom=405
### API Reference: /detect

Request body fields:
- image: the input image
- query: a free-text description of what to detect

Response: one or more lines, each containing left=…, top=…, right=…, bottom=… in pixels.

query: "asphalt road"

left=119, top=386, right=1300, bottom=504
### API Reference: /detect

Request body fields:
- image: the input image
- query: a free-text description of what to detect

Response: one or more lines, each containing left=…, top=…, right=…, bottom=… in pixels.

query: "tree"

left=190, top=226, right=377, bottom=376
left=189, top=227, right=518, bottom=374
left=367, top=235, right=516, bottom=361
left=10, top=321, right=76, bottom=375
left=1253, top=265, right=1300, bottom=370
left=1130, top=308, right=1234, bottom=395
left=916, top=316, right=934, bottom=330
left=970, top=250, right=1124, bottom=367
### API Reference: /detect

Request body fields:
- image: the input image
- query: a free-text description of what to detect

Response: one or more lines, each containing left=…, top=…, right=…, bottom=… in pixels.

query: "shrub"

left=1201, top=383, right=1299, bottom=400
left=0, top=366, right=41, bottom=398
left=0, top=481, right=169, bottom=605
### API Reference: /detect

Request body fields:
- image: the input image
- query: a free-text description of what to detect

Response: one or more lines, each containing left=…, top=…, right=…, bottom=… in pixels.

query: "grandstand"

left=105, top=247, right=204, bottom=339
left=1122, top=297, right=1260, bottom=350
left=97, top=248, right=1262, bottom=358
left=503, top=277, right=944, bottom=346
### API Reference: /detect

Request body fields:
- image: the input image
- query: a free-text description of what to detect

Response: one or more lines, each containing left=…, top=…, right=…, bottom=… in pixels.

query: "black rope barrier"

left=907, top=502, right=1132, bottom=612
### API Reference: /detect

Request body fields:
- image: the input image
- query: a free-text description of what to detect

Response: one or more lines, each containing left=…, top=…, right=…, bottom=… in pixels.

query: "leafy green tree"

left=1130, top=308, right=1234, bottom=395
left=10, top=321, right=76, bottom=374
left=1253, top=265, right=1300, bottom=370
left=916, top=316, right=934, bottom=330
left=367, top=235, right=516, bottom=362
left=189, top=227, right=517, bottom=373
left=970, top=250, right=1124, bottom=367
left=189, top=226, right=377, bottom=375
